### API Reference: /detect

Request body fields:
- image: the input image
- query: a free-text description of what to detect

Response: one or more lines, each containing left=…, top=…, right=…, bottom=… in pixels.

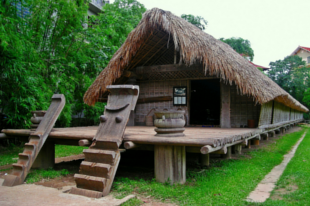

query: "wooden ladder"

left=2, top=94, right=65, bottom=186
left=70, top=85, right=139, bottom=198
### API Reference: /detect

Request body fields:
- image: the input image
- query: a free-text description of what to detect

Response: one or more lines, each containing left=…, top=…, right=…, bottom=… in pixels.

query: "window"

left=307, top=56, right=310, bottom=64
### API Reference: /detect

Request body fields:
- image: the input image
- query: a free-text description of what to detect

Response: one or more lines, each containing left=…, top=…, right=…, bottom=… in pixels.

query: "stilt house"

left=84, top=8, right=308, bottom=129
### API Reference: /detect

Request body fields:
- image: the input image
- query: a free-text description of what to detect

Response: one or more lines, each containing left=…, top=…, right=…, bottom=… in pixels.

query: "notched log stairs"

left=2, top=94, right=65, bottom=186
left=70, top=85, right=139, bottom=198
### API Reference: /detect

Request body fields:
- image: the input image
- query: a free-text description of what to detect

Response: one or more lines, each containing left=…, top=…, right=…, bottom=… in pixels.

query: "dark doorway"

left=190, top=79, right=220, bottom=125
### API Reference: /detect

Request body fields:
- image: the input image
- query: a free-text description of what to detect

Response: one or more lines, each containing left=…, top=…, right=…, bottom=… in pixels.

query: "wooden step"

left=91, top=140, right=120, bottom=151
left=18, top=153, right=30, bottom=161
left=83, top=149, right=118, bottom=165
left=79, top=161, right=111, bottom=178
left=12, top=163, right=24, bottom=171
left=24, top=143, right=36, bottom=151
left=70, top=187, right=103, bottom=198
left=74, top=174, right=106, bottom=192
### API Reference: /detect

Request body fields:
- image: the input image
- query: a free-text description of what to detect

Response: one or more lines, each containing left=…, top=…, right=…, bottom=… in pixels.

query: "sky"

left=110, top=0, right=310, bottom=67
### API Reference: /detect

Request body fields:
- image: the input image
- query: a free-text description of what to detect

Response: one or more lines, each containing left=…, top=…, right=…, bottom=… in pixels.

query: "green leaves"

left=268, top=56, right=308, bottom=104
left=220, top=37, right=254, bottom=61
left=0, top=0, right=145, bottom=129
left=181, top=14, right=208, bottom=31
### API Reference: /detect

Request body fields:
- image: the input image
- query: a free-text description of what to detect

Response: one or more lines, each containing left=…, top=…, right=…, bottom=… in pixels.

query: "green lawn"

left=114, top=128, right=308, bottom=206
left=261, top=127, right=310, bottom=206
left=0, top=144, right=24, bottom=166
left=55, top=145, right=86, bottom=158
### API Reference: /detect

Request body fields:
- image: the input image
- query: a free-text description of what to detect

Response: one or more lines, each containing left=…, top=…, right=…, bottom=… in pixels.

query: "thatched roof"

left=84, top=8, right=308, bottom=113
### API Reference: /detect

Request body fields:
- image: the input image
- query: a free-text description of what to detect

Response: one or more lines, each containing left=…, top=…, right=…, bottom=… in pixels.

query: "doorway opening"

left=190, top=79, right=220, bottom=126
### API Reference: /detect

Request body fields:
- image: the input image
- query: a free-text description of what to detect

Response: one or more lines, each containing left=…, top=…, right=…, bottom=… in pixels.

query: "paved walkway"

left=246, top=130, right=307, bottom=202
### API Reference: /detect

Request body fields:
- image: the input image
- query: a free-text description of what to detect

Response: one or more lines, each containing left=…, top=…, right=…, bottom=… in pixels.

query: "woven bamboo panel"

left=273, top=101, right=292, bottom=123
left=230, top=85, right=260, bottom=128
left=258, top=101, right=273, bottom=127
left=135, top=80, right=188, bottom=124
left=272, top=101, right=282, bottom=124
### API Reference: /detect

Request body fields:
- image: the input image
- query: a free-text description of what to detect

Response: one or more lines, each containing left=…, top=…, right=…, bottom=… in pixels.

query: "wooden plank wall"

left=135, top=80, right=188, bottom=125
left=230, top=85, right=261, bottom=128
left=258, top=101, right=273, bottom=127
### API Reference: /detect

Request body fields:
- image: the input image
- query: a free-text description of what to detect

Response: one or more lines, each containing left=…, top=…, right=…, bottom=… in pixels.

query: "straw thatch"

left=83, top=8, right=308, bottom=113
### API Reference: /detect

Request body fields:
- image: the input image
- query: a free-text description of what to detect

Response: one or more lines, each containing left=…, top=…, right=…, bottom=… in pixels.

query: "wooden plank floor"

left=2, top=126, right=262, bottom=147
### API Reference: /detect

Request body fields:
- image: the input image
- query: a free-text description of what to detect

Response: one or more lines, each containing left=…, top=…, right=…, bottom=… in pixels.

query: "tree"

left=220, top=37, right=254, bottom=61
left=268, top=56, right=309, bottom=103
left=0, top=0, right=146, bottom=129
left=181, top=14, right=208, bottom=30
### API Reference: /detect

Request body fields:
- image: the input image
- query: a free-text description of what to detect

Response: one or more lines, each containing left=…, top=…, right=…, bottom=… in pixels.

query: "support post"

left=32, top=141, right=55, bottom=169
left=222, top=146, right=231, bottom=159
left=220, top=82, right=231, bottom=128
left=200, top=154, right=210, bottom=166
left=235, top=144, right=242, bottom=154
left=246, top=140, right=252, bottom=148
left=154, top=145, right=186, bottom=185
left=253, top=139, right=260, bottom=145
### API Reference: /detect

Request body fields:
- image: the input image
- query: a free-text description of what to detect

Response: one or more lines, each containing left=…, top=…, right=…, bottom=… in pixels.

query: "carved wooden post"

left=220, top=82, right=230, bottom=128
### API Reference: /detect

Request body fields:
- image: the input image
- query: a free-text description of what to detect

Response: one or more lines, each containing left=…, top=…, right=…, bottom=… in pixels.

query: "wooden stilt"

left=253, top=139, right=260, bottom=145
left=235, top=144, right=242, bottom=154
left=223, top=147, right=231, bottom=159
left=154, top=145, right=186, bottom=185
left=200, top=154, right=210, bottom=166
left=246, top=140, right=252, bottom=148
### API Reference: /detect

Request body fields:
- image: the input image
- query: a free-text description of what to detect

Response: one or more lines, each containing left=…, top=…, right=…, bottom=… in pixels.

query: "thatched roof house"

left=83, top=8, right=307, bottom=113
left=84, top=8, right=307, bottom=128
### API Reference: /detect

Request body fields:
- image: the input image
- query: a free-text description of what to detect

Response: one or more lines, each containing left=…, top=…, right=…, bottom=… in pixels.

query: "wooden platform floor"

left=2, top=126, right=262, bottom=147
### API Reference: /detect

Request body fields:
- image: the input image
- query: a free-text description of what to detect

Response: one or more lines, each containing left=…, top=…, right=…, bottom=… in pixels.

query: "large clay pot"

left=154, top=110, right=186, bottom=137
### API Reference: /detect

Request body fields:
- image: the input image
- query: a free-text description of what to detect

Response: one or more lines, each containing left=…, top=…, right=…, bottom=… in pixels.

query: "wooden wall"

left=258, top=100, right=304, bottom=128
left=135, top=80, right=188, bottom=125
left=230, top=85, right=261, bottom=128
left=258, top=101, right=273, bottom=126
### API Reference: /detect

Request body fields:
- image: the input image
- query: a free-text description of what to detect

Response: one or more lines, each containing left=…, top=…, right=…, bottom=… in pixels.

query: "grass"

left=0, top=144, right=24, bottom=166
left=260, top=127, right=310, bottom=206
left=25, top=168, right=72, bottom=184
left=0, top=144, right=85, bottom=166
left=55, top=145, right=85, bottom=158
left=112, top=128, right=307, bottom=206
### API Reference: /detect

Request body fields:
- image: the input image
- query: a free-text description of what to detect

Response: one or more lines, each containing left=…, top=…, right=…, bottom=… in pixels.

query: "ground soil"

left=0, top=126, right=302, bottom=205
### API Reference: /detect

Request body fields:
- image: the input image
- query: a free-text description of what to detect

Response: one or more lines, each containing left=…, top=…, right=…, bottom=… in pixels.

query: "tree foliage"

left=220, top=37, right=254, bottom=61
left=0, top=0, right=146, bottom=128
left=268, top=55, right=309, bottom=103
left=181, top=14, right=207, bottom=30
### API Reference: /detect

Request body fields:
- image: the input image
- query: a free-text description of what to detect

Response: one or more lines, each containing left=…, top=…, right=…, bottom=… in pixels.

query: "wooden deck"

left=2, top=126, right=262, bottom=147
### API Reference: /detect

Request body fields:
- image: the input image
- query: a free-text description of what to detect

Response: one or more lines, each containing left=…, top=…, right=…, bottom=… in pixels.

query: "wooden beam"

left=212, top=146, right=227, bottom=154
left=200, top=145, right=222, bottom=154
left=124, top=141, right=140, bottom=149
left=0, top=133, right=8, bottom=139
left=220, top=82, right=231, bottom=128
left=98, top=96, right=173, bottom=104
left=79, top=139, right=91, bottom=146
